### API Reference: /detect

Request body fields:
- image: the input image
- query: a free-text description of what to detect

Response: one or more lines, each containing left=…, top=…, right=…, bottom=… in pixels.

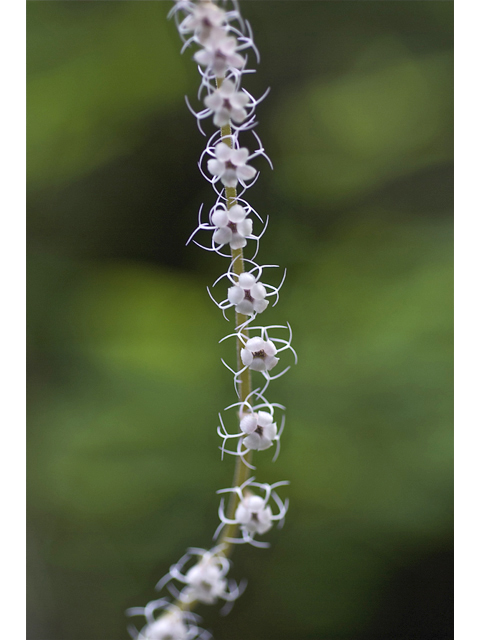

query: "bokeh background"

left=27, top=1, right=453, bottom=639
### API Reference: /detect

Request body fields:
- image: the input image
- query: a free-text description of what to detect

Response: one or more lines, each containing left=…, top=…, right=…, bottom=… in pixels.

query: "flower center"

left=252, top=350, right=266, bottom=359
left=227, top=221, right=237, bottom=232
left=225, top=160, right=236, bottom=170
left=255, top=425, right=264, bottom=436
left=243, top=289, right=253, bottom=302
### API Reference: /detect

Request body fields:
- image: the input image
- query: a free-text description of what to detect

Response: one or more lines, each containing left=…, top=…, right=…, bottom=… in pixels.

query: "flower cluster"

left=128, top=2, right=296, bottom=638
left=155, top=547, right=245, bottom=613
left=127, top=599, right=212, bottom=640
left=208, top=259, right=286, bottom=321
left=215, top=479, right=290, bottom=548
left=221, top=323, right=297, bottom=395
left=217, top=389, right=285, bottom=469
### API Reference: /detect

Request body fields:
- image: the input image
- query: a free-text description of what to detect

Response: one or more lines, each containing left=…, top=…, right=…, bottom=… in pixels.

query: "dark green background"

left=27, top=2, right=453, bottom=639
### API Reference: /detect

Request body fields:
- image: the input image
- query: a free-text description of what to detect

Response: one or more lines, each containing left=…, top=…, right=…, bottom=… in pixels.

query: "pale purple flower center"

left=243, top=289, right=253, bottom=302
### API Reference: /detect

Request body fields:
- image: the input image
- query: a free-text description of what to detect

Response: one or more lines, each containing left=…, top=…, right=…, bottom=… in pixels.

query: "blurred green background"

left=27, top=1, right=453, bottom=639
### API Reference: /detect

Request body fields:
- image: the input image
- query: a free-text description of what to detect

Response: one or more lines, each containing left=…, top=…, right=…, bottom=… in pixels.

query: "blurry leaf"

left=274, top=48, right=453, bottom=206
left=69, top=263, right=224, bottom=381
left=28, top=264, right=228, bottom=528
left=283, top=218, right=452, bottom=537
left=27, top=2, right=189, bottom=188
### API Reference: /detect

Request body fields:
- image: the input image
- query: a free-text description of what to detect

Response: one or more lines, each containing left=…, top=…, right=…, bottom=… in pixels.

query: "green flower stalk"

left=126, top=2, right=296, bottom=638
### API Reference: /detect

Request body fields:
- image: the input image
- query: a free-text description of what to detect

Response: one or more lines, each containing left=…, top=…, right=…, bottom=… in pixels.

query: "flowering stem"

left=171, top=84, right=253, bottom=617
left=216, top=76, right=253, bottom=555
left=128, top=4, right=293, bottom=634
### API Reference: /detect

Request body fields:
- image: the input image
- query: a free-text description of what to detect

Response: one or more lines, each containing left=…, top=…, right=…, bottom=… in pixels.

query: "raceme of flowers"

left=127, top=2, right=296, bottom=638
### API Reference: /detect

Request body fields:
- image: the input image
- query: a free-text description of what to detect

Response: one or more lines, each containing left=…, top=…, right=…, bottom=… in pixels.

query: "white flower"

left=204, top=79, right=249, bottom=127
left=184, top=554, right=228, bottom=604
left=240, top=411, right=277, bottom=451
left=208, top=261, right=285, bottom=318
left=216, top=390, right=284, bottom=467
left=235, top=494, right=273, bottom=535
left=211, top=204, right=252, bottom=249
left=186, top=200, right=267, bottom=256
left=179, top=3, right=226, bottom=44
left=194, top=30, right=245, bottom=77
left=227, top=272, right=268, bottom=315
left=126, top=599, right=210, bottom=640
left=221, top=324, right=297, bottom=396
left=215, top=479, right=289, bottom=548
left=141, top=611, right=188, bottom=640
left=207, top=142, right=257, bottom=188
left=240, top=336, right=278, bottom=372
left=155, top=547, right=244, bottom=609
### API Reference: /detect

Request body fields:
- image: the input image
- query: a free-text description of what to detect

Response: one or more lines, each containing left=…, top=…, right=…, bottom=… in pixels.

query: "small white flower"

left=126, top=599, right=210, bottom=640
left=221, top=325, right=297, bottom=396
left=235, top=494, right=273, bottom=535
left=217, top=389, right=285, bottom=468
left=184, top=554, right=228, bottom=604
left=241, top=336, right=278, bottom=372
left=227, top=272, right=268, bottom=315
left=155, top=547, right=244, bottom=609
left=179, top=3, right=226, bottom=44
left=141, top=611, right=188, bottom=640
left=215, top=479, right=289, bottom=548
left=207, top=142, right=257, bottom=188
left=204, top=79, right=249, bottom=127
left=240, top=411, right=277, bottom=451
left=194, top=30, right=245, bottom=77
left=208, top=260, right=285, bottom=319
left=211, top=204, right=252, bottom=249
left=186, top=199, right=267, bottom=257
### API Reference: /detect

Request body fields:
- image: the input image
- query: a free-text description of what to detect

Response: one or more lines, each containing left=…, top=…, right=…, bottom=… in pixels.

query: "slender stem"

left=216, top=76, right=253, bottom=555
left=173, top=77, right=254, bottom=613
